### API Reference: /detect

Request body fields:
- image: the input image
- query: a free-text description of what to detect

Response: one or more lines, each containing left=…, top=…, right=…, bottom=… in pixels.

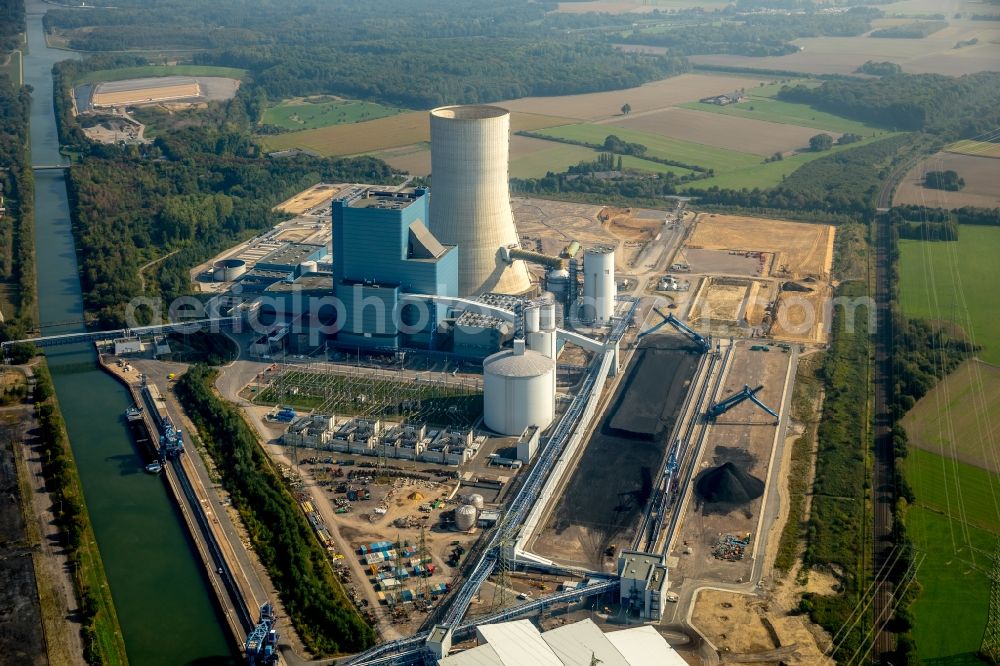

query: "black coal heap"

left=695, top=462, right=764, bottom=505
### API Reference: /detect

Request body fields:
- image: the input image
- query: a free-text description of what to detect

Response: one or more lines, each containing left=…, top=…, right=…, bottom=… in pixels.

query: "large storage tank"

left=483, top=340, right=555, bottom=436
left=582, top=246, right=616, bottom=324
left=455, top=504, right=478, bottom=531
left=298, top=260, right=318, bottom=276
left=428, top=105, right=531, bottom=296
left=213, top=258, right=247, bottom=282
left=463, top=493, right=485, bottom=510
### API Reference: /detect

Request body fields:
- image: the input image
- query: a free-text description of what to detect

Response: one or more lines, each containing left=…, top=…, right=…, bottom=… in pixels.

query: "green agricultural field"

left=680, top=96, right=885, bottom=135
left=905, top=506, right=991, bottom=664
left=904, top=446, right=1000, bottom=662
left=74, top=64, right=249, bottom=85
left=901, top=359, right=1000, bottom=473
left=532, top=123, right=761, bottom=173
left=262, top=97, right=405, bottom=131
left=946, top=139, right=1000, bottom=159
left=509, top=141, right=696, bottom=179
left=690, top=133, right=899, bottom=190
left=898, top=226, right=1000, bottom=365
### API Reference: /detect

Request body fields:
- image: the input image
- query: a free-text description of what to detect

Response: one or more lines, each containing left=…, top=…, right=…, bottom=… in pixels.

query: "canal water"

left=23, top=3, right=236, bottom=663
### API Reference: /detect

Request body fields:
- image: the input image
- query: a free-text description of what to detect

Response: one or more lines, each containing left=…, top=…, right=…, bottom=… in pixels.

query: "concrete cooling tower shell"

left=429, top=105, right=531, bottom=297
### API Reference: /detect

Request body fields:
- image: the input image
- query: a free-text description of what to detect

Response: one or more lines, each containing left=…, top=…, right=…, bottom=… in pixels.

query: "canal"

left=23, top=2, right=237, bottom=663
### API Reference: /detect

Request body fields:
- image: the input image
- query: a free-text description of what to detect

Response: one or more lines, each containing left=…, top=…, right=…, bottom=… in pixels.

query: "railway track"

left=870, top=161, right=909, bottom=661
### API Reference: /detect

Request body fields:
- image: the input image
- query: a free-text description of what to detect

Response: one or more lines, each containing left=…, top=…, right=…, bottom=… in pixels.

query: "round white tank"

left=582, top=246, right=616, bottom=324
left=298, top=260, right=318, bottom=276
left=545, top=268, right=569, bottom=297
left=428, top=105, right=531, bottom=296
left=455, top=504, right=478, bottom=531
left=524, top=305, right=540, bottom=334
left=483, top=345, right=555, bottom=436
left=463, top=493, right=485, bottom=510
left=213, top=258, right=247, bottom=282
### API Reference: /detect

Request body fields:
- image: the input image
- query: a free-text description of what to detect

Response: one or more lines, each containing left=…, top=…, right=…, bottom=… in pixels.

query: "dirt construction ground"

left=894, top=151, right=1000, bottom=209
left=670, top=345, right=791, bottom=587
left=274, top=182, right=350, bottom=215
left=687, top=214, right=835, bottom=280
left=529, top=335, right=699, bottom=570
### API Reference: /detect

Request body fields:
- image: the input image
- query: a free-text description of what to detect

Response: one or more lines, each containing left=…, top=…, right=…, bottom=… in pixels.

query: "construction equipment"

left=637, top=309, right=710, bottom=353
left=705, top=384, right=779, bottom=424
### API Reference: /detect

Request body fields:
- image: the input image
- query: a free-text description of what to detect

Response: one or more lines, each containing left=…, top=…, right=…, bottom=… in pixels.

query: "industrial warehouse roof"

left=439, top=619, right=681, bottom=666
left=484, top=347, right=555, bottom=377
left=258, top=242, right=325, bottom=268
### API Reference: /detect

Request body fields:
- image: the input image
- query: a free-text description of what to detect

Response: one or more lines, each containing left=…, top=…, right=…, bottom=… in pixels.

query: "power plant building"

left=332, top=187, right=458, bottom=350
left=429, top=105, right=531, bottom=297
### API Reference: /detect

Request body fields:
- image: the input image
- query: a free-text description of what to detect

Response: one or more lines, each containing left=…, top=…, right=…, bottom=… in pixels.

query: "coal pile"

left=695, top=462, right=764, bottom=505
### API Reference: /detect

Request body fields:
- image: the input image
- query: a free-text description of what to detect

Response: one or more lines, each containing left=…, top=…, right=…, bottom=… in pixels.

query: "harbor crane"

left=636, top=308, right=710, bottom=353
left=705, top=384, right=779, bottom=424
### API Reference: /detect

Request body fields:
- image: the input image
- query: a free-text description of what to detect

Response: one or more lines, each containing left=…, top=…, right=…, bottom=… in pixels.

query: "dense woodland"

left=0, top=9, right=34, bottom=348
left=0, top=0, right=24, bottom=52
left=617, top=8, right=881, bottom=56
left=44, top=0, right=688, bottom=110
left=175, top=365, right=375, bottom=656
left=67, top=143, right=393, bottom=327
left=778, top=72, right=1000, bottom=137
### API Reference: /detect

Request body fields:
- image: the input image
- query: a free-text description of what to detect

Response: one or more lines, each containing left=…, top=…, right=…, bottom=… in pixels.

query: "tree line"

left=777, top=72, right=1000, bottom=138
left=175, top=365, right=376, bottom=655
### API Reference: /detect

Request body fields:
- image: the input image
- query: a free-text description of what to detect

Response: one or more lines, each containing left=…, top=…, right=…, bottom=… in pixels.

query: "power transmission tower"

left=416, top=525, right=431, bottom=607
left=980, top=540, right=1000, bottom=664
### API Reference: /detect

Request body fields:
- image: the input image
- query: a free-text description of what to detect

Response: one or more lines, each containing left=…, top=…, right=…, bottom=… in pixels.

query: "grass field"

left=260, top=110, right=572, bottom=157
left=901, top=360, right=1000, bottom=473
left=679, top=97, right=885, bottom=135
left=262, top=97, right=405, bottom=131
left=946, top=139, right=1000, bottom=159
left=898, top=226, right=1000, bottom=365
left=0, top=49, right=22, bottom=86
left=532, top=123, right=762, bottom=172
left=904, top=445, right=1000, bottom=662
left=905, top=505, right=991, bottom=664
left=509, top=139, right=697, bottom=179
left=75, top=65, right=249, bottom=85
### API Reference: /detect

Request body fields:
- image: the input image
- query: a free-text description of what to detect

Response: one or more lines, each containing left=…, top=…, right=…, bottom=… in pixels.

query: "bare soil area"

left=274, top=182, right=350, bottom=215
left=500, top=73, right=775, bottom=122
left=609, top=107, right=831, bottom=156
left=894, top=151, right=1000, bottom=209
left=687, top=214, right=834, bottom=280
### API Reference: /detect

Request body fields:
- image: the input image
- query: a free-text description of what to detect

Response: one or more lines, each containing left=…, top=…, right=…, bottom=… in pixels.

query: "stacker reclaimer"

left=705, top=384, right=779, bottom=424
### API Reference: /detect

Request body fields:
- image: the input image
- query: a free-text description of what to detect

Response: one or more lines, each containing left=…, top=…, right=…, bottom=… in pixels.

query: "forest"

left=0, top=68, right=35, bottom=345
left=175, top=365, right=376, bottom=656
left=777, top=72, right=1000, bottom=137
left=44, top=0, right=688, bottom=110
left=0, top=0, right=24, bottom=52
left=616, top=8, right=881, bottom=56
left=67, top=145, right=393, bottom=327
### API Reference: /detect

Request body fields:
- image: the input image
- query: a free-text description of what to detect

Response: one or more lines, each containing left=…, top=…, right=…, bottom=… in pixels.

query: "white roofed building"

left=437, top=618, right=685, bottom=666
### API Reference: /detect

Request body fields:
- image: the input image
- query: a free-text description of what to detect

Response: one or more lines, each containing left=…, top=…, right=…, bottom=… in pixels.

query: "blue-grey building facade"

left=332, top=187, right=458, bottom=349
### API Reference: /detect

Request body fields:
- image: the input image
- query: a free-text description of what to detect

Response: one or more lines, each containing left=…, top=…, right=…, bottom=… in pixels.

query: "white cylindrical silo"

left=539, top=297, right=556, bottom=331
left=483, top=345, right=555, bottom=436
left=524, top=304, right=540, bottom=334
left=582, top=246, right=616, bottom=324
left=298, top=260, right=318, bottom=276
left=429, top=105, right=531, bottom=297
left=455, top=504, right=478, bottom=531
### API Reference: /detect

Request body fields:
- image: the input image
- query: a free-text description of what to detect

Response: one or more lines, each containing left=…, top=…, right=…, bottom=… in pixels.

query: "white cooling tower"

left=429, top=105, right=531, bottom=297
